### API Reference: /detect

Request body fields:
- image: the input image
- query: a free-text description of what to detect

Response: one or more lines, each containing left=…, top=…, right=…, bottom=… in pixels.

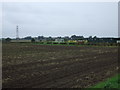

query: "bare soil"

left=2, top=43, right=119, bottom=88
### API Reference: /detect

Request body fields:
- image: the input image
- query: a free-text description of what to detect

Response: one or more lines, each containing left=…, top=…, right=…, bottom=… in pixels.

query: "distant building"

left=68, top=40, right=77, bottom=43
left=78, top=40, right=88, bottom=44
left=55, top=38, right=64, bottom=43
left=117, top=40, right=120, bottom=43
left=41, top=39, right=47, bottom=42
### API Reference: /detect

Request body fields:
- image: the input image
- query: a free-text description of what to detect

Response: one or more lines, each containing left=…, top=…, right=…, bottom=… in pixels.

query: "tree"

left=24, top=36, right=32, bottom=40
left=93, top=36, right=97, bottom=38
left=89, top=36, right=92, bottom=39
left=64, top=36, right=70, bottom=41
left=78, top=36, right=84, bottom=40
left=71, top=35, right=84, bottom=40
left=38, top=36, right=44, bottom=40
left=48, top=36, right=53, bottom=41
left=88, top=36, right=93, bottom=40
left=5, top=37, right=11, bottom=42
left=31, top=38, right=35, bottom=42
left=71, top=35, right=76, bottom=40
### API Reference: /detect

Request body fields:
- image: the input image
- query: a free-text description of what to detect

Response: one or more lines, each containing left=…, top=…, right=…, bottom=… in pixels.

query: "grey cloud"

left=2, top=2, right=118, bottom=38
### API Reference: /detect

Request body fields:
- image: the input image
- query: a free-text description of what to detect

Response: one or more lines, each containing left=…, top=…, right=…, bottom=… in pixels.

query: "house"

left=78, top=40, right=88, bottom=44
left=117, top=40, right=120, bottom=43
left=68, top=40, right=77, bottom=43
left=55, top=38, right=64, bottom=43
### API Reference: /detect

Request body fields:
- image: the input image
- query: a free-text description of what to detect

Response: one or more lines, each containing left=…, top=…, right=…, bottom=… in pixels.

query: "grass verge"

left=91, top=74, right=120, bottom=88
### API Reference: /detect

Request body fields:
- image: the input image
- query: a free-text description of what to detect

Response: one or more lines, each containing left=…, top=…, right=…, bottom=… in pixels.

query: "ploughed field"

left=2, top=43, right=118, bottom=88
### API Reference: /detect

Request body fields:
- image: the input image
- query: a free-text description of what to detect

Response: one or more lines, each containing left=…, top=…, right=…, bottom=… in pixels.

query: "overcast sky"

left=2, top=2, right=118, bottom=38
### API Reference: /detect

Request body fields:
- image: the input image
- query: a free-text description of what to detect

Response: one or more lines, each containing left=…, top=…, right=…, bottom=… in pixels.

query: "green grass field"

left=91, top=74, right=120, bottom=88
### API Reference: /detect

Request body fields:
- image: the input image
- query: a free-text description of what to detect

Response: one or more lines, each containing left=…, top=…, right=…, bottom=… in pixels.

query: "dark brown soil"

left=2, top=43, right=119, bottom=88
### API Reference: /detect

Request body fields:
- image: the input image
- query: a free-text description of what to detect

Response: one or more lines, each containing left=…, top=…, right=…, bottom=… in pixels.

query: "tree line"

left=2, top=35, right=119, bottom=43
